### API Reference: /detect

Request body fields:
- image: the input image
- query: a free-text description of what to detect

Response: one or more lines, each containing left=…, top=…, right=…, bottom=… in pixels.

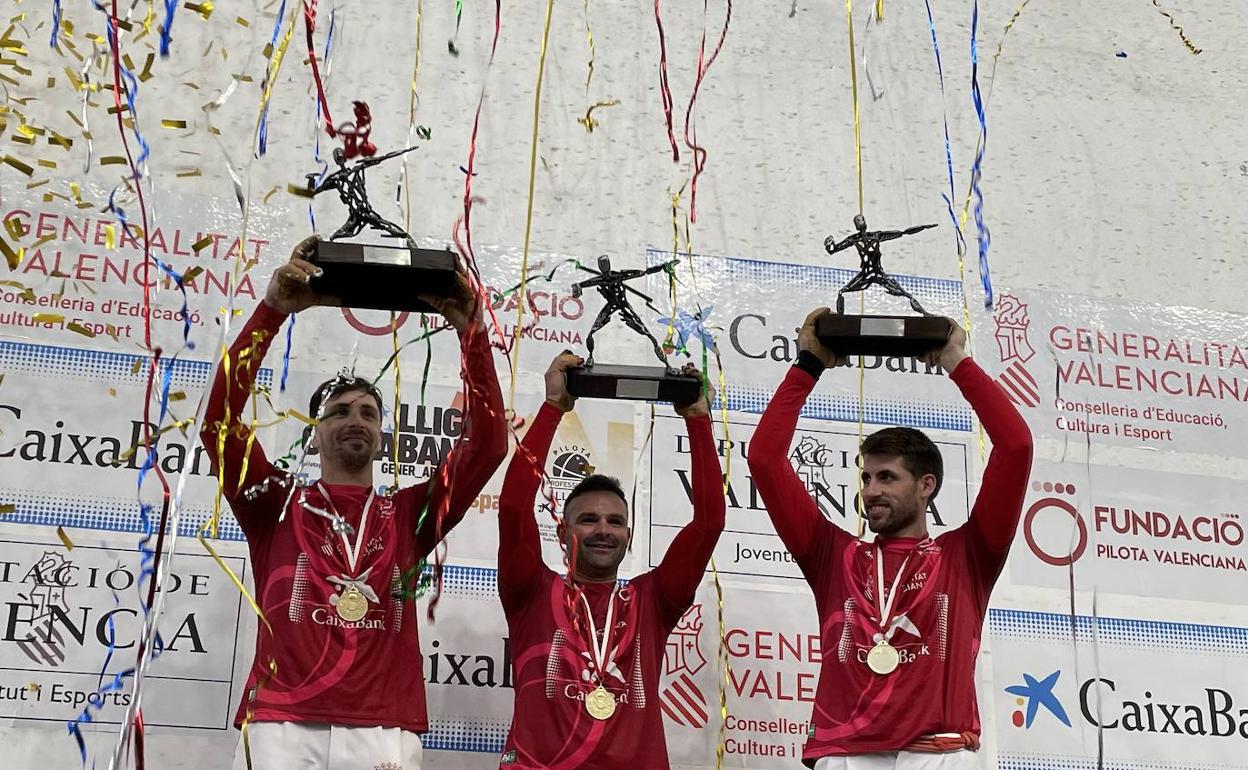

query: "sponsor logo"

left=661, top=604, right=710, bottom=728
left=1005, top=669, right=1071, bottom=728
left=993, top=292, right=1040, bottom=408
left=1022, top=479, right=1247, bottom=571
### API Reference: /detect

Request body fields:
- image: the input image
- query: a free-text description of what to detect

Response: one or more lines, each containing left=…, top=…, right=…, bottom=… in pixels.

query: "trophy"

left=565, top=256, right=702, bottom=403
left=305, top=104, right=456, bottom=314
left=815, top=214, right=951, bottom=356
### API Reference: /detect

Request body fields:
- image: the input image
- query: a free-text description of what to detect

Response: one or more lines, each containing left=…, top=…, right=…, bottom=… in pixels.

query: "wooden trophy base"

left=309, top=240, right=456, bottom=313
left=815, top=313, right=952, bottom=357
left=566, top=364, right=703, bottom=403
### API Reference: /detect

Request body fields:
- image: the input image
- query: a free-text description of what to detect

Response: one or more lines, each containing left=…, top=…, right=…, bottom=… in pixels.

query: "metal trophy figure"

left=306, top=102, right=456, bottom=313
left=815, top=214, right=952, bottom=357
left=565, top=256, right=702, bottom=403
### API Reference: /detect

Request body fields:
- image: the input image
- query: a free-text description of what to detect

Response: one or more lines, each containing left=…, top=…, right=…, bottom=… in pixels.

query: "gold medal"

left=585, top=685, right=616, bottom=720
left=335, top=585, right=369, bottom=622
left=866, top=640, right=900, bottom=675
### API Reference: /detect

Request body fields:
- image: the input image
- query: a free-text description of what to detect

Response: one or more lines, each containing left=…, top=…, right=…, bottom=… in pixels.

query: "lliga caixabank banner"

left=974, top=287, right=1248, bottom=456
left=990, top=609, right=1248, bottom=770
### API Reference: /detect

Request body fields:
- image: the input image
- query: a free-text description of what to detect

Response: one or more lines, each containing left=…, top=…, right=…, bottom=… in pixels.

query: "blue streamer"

left=50, top=0, right=63, bottom=48
left=280, top=313, right=296, bottom=392
left=159, top=0, right=178, bottom=56
left=968, top=0, right=994, bottom=308
left=257, top=0, right=291, bottom=157
left=922, top=0, right=968, bottom=263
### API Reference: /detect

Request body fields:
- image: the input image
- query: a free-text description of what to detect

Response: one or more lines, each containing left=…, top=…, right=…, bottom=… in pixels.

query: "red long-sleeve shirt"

left=748, top=359, right=1032, bottom=763
left=496, top=402, right=725, bottom=769
left=199, top=300, right=506, bottom=732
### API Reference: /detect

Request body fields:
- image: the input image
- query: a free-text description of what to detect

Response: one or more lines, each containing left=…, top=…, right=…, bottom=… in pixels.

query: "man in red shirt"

left=202, top=236, right=507, bottom=770
left=496, top=352, right=726, bottom=769
left=748, top=309, right=1033, bottom=770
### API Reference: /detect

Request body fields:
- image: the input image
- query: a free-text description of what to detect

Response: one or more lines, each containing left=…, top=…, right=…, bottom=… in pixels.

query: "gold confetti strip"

left=48, top=133, right=73, bottom=148
left=25, top=178, right=49, bottom=189
left=2, top=238, right=24, bottom=269
left=236, top=16, right=251, bottom=27
left=32, top=312, right=64, bottom=324
left=37, top=158, right=55, bottom=168
left=186, top=1, right=215, bottom=19
left=286, top=183, right=314, bottom=198
left=1152, top=0, right=1202, bottom=55
left=131, top=360, right=144, bottom=375
left=177, top=167, right=202, bottom=177
left=139, top=53, right=155, bottom=82
left=162, top=119, right=189, bottom=128
left=57, top=526, right=75, bottom=551
left=182, top=81, right=200, bottom=90
left=46, top=76, right=55, bottom=87
left=0, top=504, right=14, bottom=515
left=104, top=224, right=116, bottom=249
left=5, top=217, right=26, bottom=239
left=2, top=155, right=33, bottom=175
left=191, top=236, right=214, bottom=253
left=262, top=185, right=281, bottom=203
left=168, top=391, right=187, bottom=402
left=66, top=321, right=97, bottom=338
left=9, top=134, right=34, bottom=145
left=184, top=266, right=205, bottom=281
left=109, top=387, right=117, bottom=397
left=31, top=233, right=53, bottom=248
left=100, top=155, right=128, bottom=165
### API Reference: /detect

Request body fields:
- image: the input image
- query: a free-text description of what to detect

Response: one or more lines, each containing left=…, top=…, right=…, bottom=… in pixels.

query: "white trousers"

left=815, top=749, right=977, bottom=770
left=232, top=722, right=424, bottom=770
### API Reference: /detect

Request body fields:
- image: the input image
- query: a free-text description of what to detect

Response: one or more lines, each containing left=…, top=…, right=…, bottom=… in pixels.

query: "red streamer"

left=303, top=0, right=337, bottom=137
left=682, top=0, right=732, bottom=223
left=654, top=0, right=680, bottom=161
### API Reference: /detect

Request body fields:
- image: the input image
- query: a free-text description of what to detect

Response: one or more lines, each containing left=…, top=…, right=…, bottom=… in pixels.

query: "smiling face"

left=560, top=490, right=631, bottom=582
left=860, top=454, right=936, bottom=539
left=312, top=386, right=383, bottom=475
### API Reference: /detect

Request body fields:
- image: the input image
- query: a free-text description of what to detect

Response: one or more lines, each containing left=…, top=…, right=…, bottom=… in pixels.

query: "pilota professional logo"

left=660, top=604, right=710, bottom=729
left=993, top=292, right=1041, bottom=408
left=1005, top=669, right=1072, bottom=728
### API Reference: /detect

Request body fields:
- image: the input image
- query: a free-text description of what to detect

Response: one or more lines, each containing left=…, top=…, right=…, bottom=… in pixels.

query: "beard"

left=865, top=499, right=924, bottom=536
left=323, top=437, right=376, bottom=474
left=574, top=539, right=626, bottom=577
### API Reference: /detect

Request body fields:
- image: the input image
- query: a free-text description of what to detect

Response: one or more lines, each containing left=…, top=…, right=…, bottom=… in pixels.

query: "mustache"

left=583, top=537, right=619, bottom=548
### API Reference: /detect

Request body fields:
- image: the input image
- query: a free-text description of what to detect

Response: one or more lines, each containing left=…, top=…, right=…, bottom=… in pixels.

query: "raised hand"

left=264, top=236, right=340, bottom=315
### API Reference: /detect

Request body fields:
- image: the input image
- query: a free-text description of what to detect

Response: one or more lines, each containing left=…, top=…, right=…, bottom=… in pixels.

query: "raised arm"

left=412, top=278, right=508, bottom=557
left=653, top=368, right=726, bottom=617
left=747, top=309, right=846, bottom=566
left=199, top=237, right=329, bottom=531
left=925, top=323, right=1033, bottom=576
left=497, top=353, right=579, bottom=604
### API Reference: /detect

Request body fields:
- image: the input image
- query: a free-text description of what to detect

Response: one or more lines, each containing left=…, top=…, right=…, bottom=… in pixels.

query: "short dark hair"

left=860, top=427, right=943, bottom=499
left=302, top=377, right=384, bottom=449
left=308, top=376, right=384, bottom=420
left=563, top=474, right=628, bottom=514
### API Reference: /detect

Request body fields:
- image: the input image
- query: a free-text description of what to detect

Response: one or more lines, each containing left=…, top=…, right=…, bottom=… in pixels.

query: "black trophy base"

left=566, top=364, right=702, bottom=404
left=816, top=313, right=952, bottom=357
left=309, top=240, right=457, bottom=313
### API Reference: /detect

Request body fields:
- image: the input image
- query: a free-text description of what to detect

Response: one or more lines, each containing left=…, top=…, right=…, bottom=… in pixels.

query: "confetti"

left=0, top=504, right=13, bottom=515
left=99, top=155, right=127, bottom=165
left=176, top=167, right=202, bottom=177
left=185, top=1, right=215, bottom=20
left=2, top=155, right=33, bottom=175
left=191, top=236, right=214, bottom=252
left=66, top=321, right=97, bottom=337
left=32, top=312, right=63, bottom=324
left=287, top=182, right=314, bottom=198
left=183, top=266, right=205, bottom=281
left=161, top=119, right=188, bottom=128
left=56, top=526, right=74, bottom=550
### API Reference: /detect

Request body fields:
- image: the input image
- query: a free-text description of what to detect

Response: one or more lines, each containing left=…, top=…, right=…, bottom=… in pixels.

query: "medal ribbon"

left=313, top=482, right=376, bottom=573
left=874, top=545, right=912, bottom=641
left=578, top=585, right=620, bottom=685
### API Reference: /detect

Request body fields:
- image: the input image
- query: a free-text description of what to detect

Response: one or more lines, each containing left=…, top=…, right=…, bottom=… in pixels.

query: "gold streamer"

left=843, top=0, right=869, bottom=536
left=1152, top=0, right=1202, bottom=55
left=252, top=0, right=300, bottom=150
left=509, top=0, right=557, bottom=411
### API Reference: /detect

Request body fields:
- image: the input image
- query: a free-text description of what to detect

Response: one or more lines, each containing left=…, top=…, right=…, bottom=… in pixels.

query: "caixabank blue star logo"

left=1005, top=670, right=1072, bottom=729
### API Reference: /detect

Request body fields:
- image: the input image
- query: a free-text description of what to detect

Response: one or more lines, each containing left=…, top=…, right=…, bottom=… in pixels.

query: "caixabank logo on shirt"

left=1005, top=668, right=1248, bottom=739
